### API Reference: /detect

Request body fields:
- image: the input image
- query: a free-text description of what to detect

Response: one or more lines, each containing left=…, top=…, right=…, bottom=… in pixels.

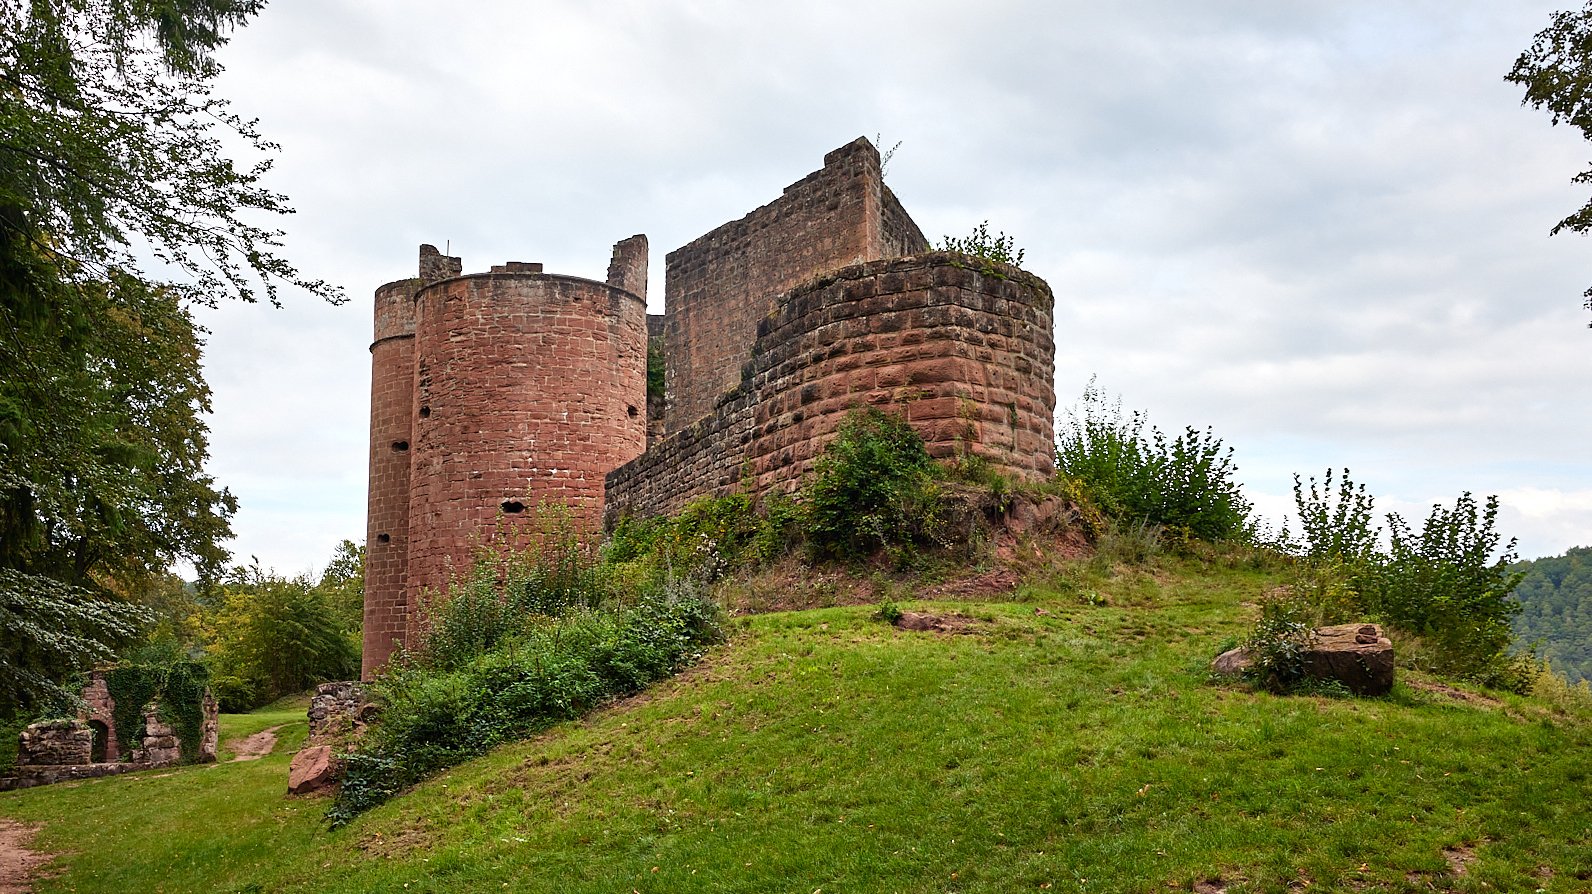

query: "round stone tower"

left=404, top=263, right=648, bottom=614
left=363, top=245, right=462, bottom=678
left=361, top=275, right=420, bottom=679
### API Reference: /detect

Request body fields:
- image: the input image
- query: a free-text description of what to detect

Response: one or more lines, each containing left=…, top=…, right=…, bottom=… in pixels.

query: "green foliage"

left=103, top=647, right=210, bottom=762
left=2, top=0, right=335, bottom=713
left=646, top=336, right=665, bottom=402
left=1281, top=469, right=1530, bottom=691
left=1291, top=468, right=1378, bottom=563
left=0, top=0, right=339, bottom=307
left=607, top=491, right=797, bottom=585
left=873, top=599, right=903, bottom=624
left=202, top=557, right=359, bottom=712
left=1091, top=517, right=1163, bottom=568
left=1512, top=545, right=1592, bottom=683
left=937, top=220, right=1025, bottom=268
left=1240, top=595, right=1315, bottom=692
left=0, top=568, right=151, bottom=717
left=317, top=540, right=365, bottom=633
left=1360, top=494, right=1528, bottom=690
left=1507, top=2, right=1592, bottom=318
left=0, top=268, right=231, bottom=716
left=801, top=408, right=949, bottom=561
left=328, top=547, right=724, bottom=826
left=1054, top=379, right=1252, bottom=543
left=415, top=516, right=605, bottom=672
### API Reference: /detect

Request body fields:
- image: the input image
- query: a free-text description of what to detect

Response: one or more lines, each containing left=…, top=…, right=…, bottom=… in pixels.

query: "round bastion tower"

left=362, top=240, right=648, bottom=678
left=362, top=245, right=462, bottom=678
left=402, top=247, right=650, bottom=645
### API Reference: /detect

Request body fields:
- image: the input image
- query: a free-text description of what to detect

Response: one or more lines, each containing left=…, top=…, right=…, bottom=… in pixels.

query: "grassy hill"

left=3, top=547, right=1590, bottom=893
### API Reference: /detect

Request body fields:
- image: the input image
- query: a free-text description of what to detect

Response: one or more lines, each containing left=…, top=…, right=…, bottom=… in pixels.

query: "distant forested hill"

left=1512, top=546, right=1592, bottom=683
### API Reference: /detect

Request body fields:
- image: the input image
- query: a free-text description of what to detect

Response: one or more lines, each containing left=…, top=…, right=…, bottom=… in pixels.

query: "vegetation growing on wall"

left=103, top=646, right=210, bottom=762
left=646, top=335, right=666, bottom=402
left=802, top=409, right=948, bottom=561
left=937, top=220, right=1025, bottom=268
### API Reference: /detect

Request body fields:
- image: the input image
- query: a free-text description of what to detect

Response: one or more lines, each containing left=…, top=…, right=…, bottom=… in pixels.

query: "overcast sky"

left=194, top=0, right=1592, bottom=575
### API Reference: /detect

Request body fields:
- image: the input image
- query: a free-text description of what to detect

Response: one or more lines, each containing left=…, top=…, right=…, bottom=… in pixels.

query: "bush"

left=1292, top=469, right=1378, bottom=563
left=328, top=543, right=723, bottom=827
left=606, top=491, right=796, bottom=582
left=1241, top=595, right=1315, bottom=692
left=1055, top=380, right=1251, bottom=543
left=1361, top=494, right=1529, bottom=690
left=938, top=221, right=1025, bottom=268
left=416, top=513, right=605, bottom=672
left=1280, top=470, right=1530, bottom=691
left=801, top=408, right=948, bottom=560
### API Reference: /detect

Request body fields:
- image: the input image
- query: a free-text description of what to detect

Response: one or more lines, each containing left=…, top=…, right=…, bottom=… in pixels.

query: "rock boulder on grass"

left=1210, top=622, right=1394, bottom=695
left=1302, top=623, right=1394, bottom=695
left=287, top=745, right=339, bottom=795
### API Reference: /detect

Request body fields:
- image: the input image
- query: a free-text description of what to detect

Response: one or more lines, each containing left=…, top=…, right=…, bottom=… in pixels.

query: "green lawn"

left=3, top=554, right=1589, bottom=893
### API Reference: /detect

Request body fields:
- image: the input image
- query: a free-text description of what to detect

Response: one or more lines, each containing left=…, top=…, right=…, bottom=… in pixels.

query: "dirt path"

left=227, top=724, right=284, bottom=762
left=0, top=820, right=54, bottom=894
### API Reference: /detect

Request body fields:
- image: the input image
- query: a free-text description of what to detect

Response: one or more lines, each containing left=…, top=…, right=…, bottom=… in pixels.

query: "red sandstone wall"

left=362, top=276, right=420, bottom=678
left=606, top=253, right=1055, bottom=521
left=663, top=137, right=929, bottom=434
left=406, top=273, right=647, bottom=613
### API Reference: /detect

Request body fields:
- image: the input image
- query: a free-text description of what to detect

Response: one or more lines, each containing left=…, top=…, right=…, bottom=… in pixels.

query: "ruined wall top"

left=607, top=234, right=648, bottom=301
left=418, top=243, right=462, bottom=284
left=662, top=137, right=930, bottom=433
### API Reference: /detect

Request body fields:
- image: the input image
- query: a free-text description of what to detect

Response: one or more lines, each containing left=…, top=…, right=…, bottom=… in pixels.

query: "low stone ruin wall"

left=1, top=678, right=218, bottom=791
left=606, top=252, right=1056, bottom=523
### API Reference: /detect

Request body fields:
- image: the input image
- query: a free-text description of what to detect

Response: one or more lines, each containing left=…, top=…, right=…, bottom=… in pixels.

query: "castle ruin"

left=362, top=137, right=1058, bottom=677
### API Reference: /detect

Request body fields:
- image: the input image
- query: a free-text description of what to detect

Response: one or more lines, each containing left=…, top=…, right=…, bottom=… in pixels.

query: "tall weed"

left=1054, top=379, right=1251, bottom=543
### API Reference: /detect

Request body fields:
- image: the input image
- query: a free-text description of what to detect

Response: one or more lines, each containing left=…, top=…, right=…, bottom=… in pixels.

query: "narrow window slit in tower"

left=391, top=440, right=409, bottom=452
left=377, top=533, right=391, bottom=543
left=419, top=406, right=431, bottom=418
left=627, top=405, right=638, bottom=418
left=501, top=500, right=526, bottom=514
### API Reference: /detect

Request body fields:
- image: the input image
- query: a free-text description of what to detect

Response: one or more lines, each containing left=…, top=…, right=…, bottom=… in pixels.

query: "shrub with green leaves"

left=1361, top=493, right=1527, bottom=689
left=1292, top=469, right=1379, bottom=563
left=1241, top=595, right=1315, bottom=692
left=1054, top=380, right=1251, bottom=543
left=801, top=408, right=947, bottom=560
left=606, top=491, right=796, bottom=581
left=328, top=541, right=723, bottom=827
left=1280, top=469, right=1530, bottom=691
left=938, top=220, right=1025, bottom=268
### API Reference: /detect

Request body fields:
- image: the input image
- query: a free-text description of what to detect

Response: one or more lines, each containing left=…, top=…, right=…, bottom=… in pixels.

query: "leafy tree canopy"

left=1508, top=2, right=1592, bottom=323
left=1, top=0, right=338, bottom=715
left=1, top=0, right=340, bottom=307
left=1511, top=545, right=1592, bottom=683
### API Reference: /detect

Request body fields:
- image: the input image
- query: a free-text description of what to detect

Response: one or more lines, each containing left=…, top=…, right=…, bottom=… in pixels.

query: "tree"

left=1508, top=2, right=1592, bottom=324
left=0, top=0, right=338, bottom=715
left=201, top=560, right=359, bottom=712
left=1, top=0, right=340, bottom=307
